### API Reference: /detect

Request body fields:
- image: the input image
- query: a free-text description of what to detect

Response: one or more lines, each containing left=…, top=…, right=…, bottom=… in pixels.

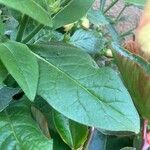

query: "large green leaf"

left=0, top=85, right=19, bottom=112
left=53, top=110, right=88, bottom=149
left=0, top=97, right=53, bottom=149
left=53, top=0, right=95, bottom=29
left=0, top=61, right=8, bottom=84
left=0, top=0, right=52, bottom=27
left=29, top=43, right=140, bottom=133
left=0, top=41, right=39, bottom=101
left=124, top=0, right=147, bottom=7
left=112, top=43, right=150, bottom=120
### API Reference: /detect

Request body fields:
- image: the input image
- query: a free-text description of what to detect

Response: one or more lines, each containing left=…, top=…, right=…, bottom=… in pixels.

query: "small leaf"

left=53, top=0, right=95, bottom=29
left=0, top=97, right=53, bottom=149
left=0, top=0, right=52, bottom=27
left=0, top=85, right=19, bottom=112
left=53, top=110, right=88, bottom=149
left=69, top=29, right=104, bottom=53
left=29, top=43, right=140, bottom=133
left=0, top=41, right=39, bottom=101
left=31, top=105, right=50, bottom=138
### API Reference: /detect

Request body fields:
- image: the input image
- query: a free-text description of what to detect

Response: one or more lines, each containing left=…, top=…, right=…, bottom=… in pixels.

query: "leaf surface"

left=0, top=97, right=53, bottom=150
left=0, top=41, right=39, bottom=101
left=29, top=43, right=140, bottom=133
left=53, top=110, right=88, bottom=149
left=0, top=0, right=52, bottom=26
left=0, top=85, right=19, bottom=112
left=53, top=0, right=95, bottom=29
left=112, top=43, right=150, bottom=120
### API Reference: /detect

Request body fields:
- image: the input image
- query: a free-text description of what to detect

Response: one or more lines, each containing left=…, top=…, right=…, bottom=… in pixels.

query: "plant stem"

left=83, top=127, right=95, bottom=150
left=120, top=27, right=136, bottom=38
left=100, top=0, right=106, bottom=12
left=104, top=0, right=119, bottom=14
left=22, top=24, right=44, bottom=43
left=142, top=120, right=150, bottom=150
left=115, top=5, right=127, bottom=21
left=16, top=15, right=29, bottom=42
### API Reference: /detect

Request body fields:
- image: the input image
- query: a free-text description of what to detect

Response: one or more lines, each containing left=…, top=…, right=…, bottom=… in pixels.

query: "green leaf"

left=0, top=97, right=53, bottom=149
left=0, top=85, right=19, bottom=112
left=53, top=0, right=95, bottom=29
left=0, top=61, right=8, bottom=84
left=112, top=43, right=150, bottom=120
left=31, top=105, right=51, bottom=138
left=33, top=97, right=71, bottom=150
left=69, top=29, right=104, bottom=53
left=0, top=41, right=39, bottom=101
left=0, top=0, right=52, bottom=27
left=53, top=110, right=88, bottom=149
left=87, top=8, right=109, bottom=26
left=124, top=0, right=147, bottom=7
left=29, top=43, right=140, bottom=133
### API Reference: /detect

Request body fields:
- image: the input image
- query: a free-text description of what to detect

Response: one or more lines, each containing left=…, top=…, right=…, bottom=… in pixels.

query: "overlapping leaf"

left=53, top=110, right=88, bottom=149
left=0, top=85, right=19, bottom=112
left=0, top=97, right=53, bottom=149
left=0, top=0, right=52, bottom=27
left=124, top=0, right=147, bottom=7
left=29, top=42, right=140, bottom=133
left=112, top=43, right=150, bottom=120
left=53, top=0, right=95, bottom=29
left=0, top=41, right=39, bottom=101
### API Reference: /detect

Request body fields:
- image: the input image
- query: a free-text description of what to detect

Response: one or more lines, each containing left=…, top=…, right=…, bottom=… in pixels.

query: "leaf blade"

left=0, top=41, right=39, bottom=101
left=30, top=43, right=140, bottom=133
left=0, top=97, right=53, bottom=149
left=0, top=0, right=52, bottom=27
left=53, top=0, right=95, bottom=29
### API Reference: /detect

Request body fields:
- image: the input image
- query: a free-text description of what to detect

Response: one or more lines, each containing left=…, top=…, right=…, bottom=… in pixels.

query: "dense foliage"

left=0, top=0, right=148, bottom=149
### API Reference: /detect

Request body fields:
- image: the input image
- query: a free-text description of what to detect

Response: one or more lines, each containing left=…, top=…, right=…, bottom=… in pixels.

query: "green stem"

left=22, top=24, right=44, bottom=43
left=82, top=127, right=95, bottom=150
left=115, top=5, right=127, bottom=21
left=16, top=15, right=29, bottom=42
left=100, top=0, right=106, bottom=12
left=120, top=27, right=136, bottom=38
left=104, top=0, right=119, bottom=14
